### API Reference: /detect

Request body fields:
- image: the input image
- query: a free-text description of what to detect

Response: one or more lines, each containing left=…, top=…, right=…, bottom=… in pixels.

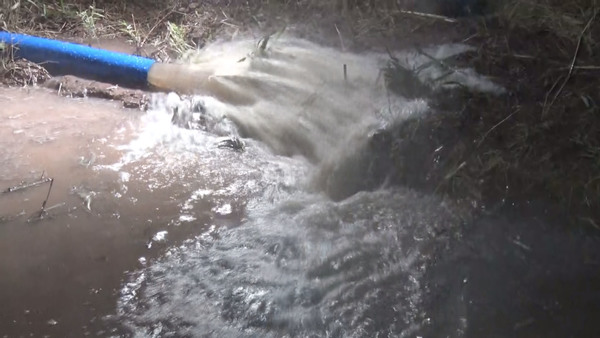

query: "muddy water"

left=0, top=88, right=200, bottom=337
left=1, top=37, right=599, bottom=338
left=0, top=85, right=306, bottom=336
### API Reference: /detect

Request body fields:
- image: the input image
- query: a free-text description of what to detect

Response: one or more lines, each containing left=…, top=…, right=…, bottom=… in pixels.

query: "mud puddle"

left=0, top=88, right=241, bottom=337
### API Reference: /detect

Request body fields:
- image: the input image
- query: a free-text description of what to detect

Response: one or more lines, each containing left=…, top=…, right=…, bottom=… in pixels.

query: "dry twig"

left=543, top=9, right=598, bottom=115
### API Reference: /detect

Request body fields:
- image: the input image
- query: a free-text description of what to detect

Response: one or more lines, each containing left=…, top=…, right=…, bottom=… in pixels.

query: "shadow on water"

left=423, top=204, right=600, bottom=338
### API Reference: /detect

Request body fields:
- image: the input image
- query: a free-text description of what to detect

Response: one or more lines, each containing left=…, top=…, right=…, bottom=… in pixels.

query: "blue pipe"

left=0, top=32, right=156, bottom=88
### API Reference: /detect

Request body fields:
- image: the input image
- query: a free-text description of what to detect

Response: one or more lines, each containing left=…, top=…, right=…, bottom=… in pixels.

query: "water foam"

left=114, top=189, right=464, bottom=337
left=108, top=36, right=500, bottom=337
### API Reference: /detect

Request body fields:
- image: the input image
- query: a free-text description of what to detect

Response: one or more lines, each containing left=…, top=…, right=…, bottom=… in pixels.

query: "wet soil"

left=0, top=59, right=51, bottom=87
left=44, top=75, right=149, bottom=110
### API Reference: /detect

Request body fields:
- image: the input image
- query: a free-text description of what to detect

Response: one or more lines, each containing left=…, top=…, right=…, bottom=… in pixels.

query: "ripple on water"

left=114, top=188, right=465, bottom=337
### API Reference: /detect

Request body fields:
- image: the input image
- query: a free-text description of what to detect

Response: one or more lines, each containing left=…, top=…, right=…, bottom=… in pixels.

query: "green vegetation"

left=166, top=21, right=191, bottom=57
left=78, top=5, right=104, bottom=38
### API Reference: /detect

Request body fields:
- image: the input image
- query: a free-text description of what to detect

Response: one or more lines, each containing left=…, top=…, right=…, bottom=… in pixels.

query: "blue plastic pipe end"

left=0, top=32, right=156, bottom=88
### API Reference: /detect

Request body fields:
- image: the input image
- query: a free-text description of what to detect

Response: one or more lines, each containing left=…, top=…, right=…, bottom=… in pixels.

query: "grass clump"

left=166, top=21, right=192, bottom=57
left=381, top=0, right=600, bottom=227
left=0, top=0, right=192, bottom=54
left=473, top=0, right=600, bottom=225
left=77, top=5, right=104, bottom=38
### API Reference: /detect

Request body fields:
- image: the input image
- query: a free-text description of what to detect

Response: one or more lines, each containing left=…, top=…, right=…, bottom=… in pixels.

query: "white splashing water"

left=145, top=37, right=501, bottom=162
left=107, top=36, right=501, bottom=337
